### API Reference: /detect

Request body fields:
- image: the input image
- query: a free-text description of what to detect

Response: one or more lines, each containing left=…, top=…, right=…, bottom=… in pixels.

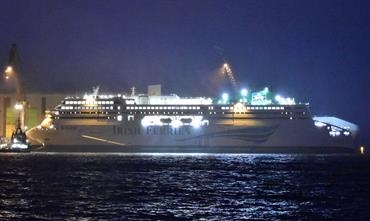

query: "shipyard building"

left=0, top=93, right=68, bottom=138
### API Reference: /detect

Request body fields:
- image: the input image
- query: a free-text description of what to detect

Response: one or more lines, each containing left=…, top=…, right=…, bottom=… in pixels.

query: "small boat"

left=0, top=120, right=30, bottom=152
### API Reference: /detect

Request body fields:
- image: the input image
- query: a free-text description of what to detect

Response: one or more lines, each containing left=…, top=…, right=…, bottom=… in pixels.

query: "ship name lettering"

left=146, top=126, right=191, bottom=136
left=113, top=126, right=141, bottom=136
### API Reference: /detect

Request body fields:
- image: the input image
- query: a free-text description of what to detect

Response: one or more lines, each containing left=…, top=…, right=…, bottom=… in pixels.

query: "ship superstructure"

left=26, top=85, right=358, bottom=153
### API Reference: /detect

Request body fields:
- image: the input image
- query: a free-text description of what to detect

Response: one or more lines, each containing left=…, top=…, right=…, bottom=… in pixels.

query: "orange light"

left=5, top=66, right=12, bottom=73
left=360, top=146, right=365, bottom=155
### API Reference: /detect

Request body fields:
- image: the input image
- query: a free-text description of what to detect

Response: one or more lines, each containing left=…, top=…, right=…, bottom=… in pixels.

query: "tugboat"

left=0, top=120, right=30, bottom=152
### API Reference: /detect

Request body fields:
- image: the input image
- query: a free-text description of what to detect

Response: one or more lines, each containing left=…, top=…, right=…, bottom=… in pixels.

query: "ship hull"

left=26, top=118, right=357, bottom=153
left=30, top=145, right=356, bottom=154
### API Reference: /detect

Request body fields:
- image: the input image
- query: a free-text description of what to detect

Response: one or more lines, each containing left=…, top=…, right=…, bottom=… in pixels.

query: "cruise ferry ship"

left=26, top=85, right=359, bottom=153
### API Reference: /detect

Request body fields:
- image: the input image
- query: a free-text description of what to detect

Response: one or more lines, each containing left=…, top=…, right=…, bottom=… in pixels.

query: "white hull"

left=26, top=118, right=356, bottom=153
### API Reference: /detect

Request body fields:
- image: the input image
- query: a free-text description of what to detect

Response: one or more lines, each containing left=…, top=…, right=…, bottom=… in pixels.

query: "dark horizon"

left=0, top=0, right=369, bottom=146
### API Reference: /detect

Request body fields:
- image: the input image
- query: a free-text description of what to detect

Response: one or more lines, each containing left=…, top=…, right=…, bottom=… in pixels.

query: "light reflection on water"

left=0, top=152, right=369, bottom=220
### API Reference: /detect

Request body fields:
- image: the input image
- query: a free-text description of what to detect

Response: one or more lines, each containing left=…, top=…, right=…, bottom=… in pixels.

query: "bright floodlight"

left=5, top=66, right=12, bottom=73
left=275, top=95, right=281, bottom=101
left=222, top=93, right=229, bottom=102
left=14, top=103, right=23, bottom=110
left=241, top=88, right=248, bottom=97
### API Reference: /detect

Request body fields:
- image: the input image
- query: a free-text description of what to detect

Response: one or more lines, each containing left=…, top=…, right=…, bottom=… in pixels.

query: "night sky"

left=0, top=0, right=369, bottom=145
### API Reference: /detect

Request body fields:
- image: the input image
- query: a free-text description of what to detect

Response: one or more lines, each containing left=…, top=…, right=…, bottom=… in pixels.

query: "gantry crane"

left=4, top=44, right=27, bottom=130
left=222, top=62, right=238, bottom=91
left=5, top=44, right=25, bottom=102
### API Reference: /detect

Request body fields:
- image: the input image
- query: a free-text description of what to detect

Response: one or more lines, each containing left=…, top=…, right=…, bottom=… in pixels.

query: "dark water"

left=0, top=153, right=369, bottom=220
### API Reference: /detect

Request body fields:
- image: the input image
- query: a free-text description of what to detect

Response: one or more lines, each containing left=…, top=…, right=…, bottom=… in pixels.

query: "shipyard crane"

left=3, top=44, right=27, bottom=129
left=4, top=44, right=25, bottom=102
left=222, top=62, right=238, bottom=93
